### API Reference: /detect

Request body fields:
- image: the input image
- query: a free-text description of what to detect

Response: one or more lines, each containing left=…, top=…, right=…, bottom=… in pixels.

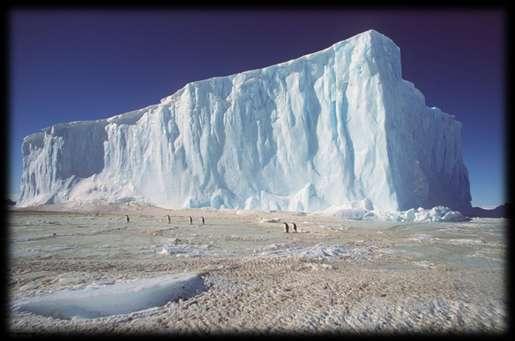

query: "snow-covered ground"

left=9, top=206, right=506, bottom=333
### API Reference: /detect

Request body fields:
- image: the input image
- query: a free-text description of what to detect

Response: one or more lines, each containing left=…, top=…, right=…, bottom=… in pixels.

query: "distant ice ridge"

left=18, top=30, right=471, bottom=213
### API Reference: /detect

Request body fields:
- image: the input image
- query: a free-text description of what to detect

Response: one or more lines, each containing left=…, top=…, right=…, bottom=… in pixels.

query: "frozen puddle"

left=13, top=273, right=206, bottom=320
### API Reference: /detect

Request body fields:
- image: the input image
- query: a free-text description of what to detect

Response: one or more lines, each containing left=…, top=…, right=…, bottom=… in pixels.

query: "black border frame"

left=1, top=1, right=512, bottom=339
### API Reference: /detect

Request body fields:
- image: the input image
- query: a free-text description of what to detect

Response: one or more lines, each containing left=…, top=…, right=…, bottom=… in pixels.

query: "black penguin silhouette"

left=292, top=222, right=297, bottom=232
left=126, top=215, right=130, bottom=223
left=284, top=222, right=289, bottom=233
left=189, top=216, right=193, bottom=225
left=201, top=216, right=205, bottom=225
left=167, top=215, right=171, bottom=224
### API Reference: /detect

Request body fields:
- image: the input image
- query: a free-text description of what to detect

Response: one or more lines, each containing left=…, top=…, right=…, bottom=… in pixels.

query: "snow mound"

left=259, top=218, right=281, bottom=223
left=158, top=243, right=212, bottom=257
left=446, top=238, right=485, bottom=246
left=408, top=234, right=438, bottom=243
left=13, top=273, right=206, bottom=320
left=256, top=243, right=382, bottom=261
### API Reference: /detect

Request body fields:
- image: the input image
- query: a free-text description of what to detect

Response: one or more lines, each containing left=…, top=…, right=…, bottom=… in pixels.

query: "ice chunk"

left=321, top=205, right=469, bottom=222
left=257, top=243, right=381, bottom=261
left=158, top=244, right=210, bottom=257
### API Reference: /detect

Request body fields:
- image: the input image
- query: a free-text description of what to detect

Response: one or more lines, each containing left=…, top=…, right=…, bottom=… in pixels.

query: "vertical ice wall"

left=18, top=30, right=472, bottom=211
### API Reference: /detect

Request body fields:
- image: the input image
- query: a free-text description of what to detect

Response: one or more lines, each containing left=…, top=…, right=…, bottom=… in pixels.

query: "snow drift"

left=256, top=243, right=381, bottom=261
left=13, top=273, right=206, bottom=320
left=18, top=30, right=471, bottom=212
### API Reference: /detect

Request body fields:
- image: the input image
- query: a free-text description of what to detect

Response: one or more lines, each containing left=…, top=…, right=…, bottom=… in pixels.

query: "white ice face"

left=17, top=30, right=471, bottom=213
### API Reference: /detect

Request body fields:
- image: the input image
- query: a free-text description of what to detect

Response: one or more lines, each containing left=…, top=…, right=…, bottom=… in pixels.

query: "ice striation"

left=18, top=30, right=471, bottom=212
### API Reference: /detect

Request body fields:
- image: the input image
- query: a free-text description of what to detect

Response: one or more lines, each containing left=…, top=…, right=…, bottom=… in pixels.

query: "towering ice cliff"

left=18, top=30, right=472, bottom=212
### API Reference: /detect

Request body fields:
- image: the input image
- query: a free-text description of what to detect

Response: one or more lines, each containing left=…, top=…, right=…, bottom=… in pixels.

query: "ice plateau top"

left=18, top=30, right=471, bottom=214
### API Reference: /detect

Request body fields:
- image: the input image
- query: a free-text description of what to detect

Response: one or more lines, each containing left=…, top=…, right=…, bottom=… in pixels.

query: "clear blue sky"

left=9, top=10, right=505, bottom=208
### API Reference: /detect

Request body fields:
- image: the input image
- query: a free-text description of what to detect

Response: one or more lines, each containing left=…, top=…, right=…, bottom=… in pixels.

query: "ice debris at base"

left=13, top=273, right=206, bottom=320
left=320, top=204, right=469, bottom=222
left=18, top=30, right=471, bottom=214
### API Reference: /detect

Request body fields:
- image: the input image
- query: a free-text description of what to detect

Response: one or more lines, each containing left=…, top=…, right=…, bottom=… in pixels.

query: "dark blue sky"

left=9, top=10, right=505, bottom=207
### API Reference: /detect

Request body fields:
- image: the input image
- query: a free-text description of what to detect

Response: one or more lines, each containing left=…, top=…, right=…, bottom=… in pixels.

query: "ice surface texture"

left=13, top=273, right=206, bottom=319
left=18, top=30, right=471, bottom=212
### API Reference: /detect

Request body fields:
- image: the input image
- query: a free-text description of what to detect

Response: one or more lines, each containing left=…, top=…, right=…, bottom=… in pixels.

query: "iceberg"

left=18, top=30, right=471, bottom=212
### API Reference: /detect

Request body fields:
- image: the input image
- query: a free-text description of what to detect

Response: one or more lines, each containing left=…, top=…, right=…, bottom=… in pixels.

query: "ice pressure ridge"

left=18, top=30, right=471, bottom=212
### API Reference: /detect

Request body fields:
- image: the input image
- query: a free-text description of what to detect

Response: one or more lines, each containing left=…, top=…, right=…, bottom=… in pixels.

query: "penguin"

left=284, top=222, right=289, bottom=233
left=201, top=216, right=205, bottom=225
left=167, top=215, right=171, bottom=224
left=189, top=216, right=193, bottom=225
left=126, top=215, right=130, bottom=223
left=292, top=222, right=297, bottom=232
